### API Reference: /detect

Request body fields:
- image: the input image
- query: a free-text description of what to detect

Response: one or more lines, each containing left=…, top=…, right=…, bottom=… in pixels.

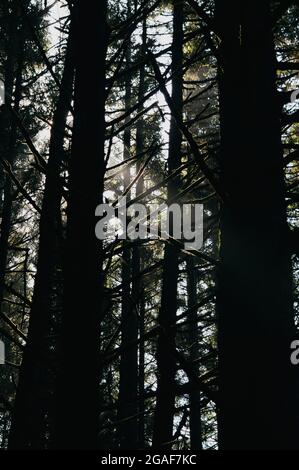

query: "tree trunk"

left=134, top=18, right=147, bottom=449
left=187, top=257, right=202, bottom=450
left=0, top=1, right=23, bottom=314
left=8, top=29, right=74, bottom=449
left=52, top=1, right=108, bottom=449
left=152, top=0, right=183, bottom=449
left=117, top=0, right=139, bottom=448
left=216, top=0, right=299, bottom=449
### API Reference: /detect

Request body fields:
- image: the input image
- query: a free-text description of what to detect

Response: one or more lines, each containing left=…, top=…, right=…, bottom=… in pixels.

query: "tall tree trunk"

left=52, top=1, right=108, bottom=449
left=8, top=30, right=74, bottom=449
left=0, top=1, right=23, bottom=314
left=187, top=257, right=202, bottom=450
left=117, top=0, right=139, bottom=448
left=216, top=0, right=299, bottom=449
left=134, top=17, right=147, bottom=449
left=152, top=0, right=183, bottom=449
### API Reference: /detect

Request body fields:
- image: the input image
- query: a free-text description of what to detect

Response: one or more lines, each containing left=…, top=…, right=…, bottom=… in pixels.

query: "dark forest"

left=0, top=0, right=299, bottom=451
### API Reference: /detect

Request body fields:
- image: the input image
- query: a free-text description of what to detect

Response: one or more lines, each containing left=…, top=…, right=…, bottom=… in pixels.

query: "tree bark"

left=52, top=0, right=108, bottom=449
left=0, top=0, right=23, bottom=315
left=187, top=257, right=202, bottom=450
left=135, top=18, right=147, bottom=449
left=216, top=0, right=299, bottom=449
left=117, top=0, right=139, bottom=448
left=8, top=28, right=74, bottom=449
left=152, top=0, right=183, bottom=449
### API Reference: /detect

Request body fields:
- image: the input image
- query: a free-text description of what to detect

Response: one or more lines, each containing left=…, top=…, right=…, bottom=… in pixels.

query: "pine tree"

left=53, top=0, right=108, bottom=449
left=216, top=0, right=299, bottom=449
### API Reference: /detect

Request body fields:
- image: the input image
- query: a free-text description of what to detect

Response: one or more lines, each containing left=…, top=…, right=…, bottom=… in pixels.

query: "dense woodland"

left=0, top=0, right=299, bottom=450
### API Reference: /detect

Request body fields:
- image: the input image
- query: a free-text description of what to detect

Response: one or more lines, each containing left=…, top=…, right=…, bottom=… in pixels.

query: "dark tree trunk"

left=8, top=30, right=74, bottom=449
left=187, top=257, right=202, bottom=450
left=216, top=0, right=299, bottom=449
left=52, top=1, right=108, bottom=449
left=0, top=1, right=23, bottom=313
left=134, top=18, right=147, bottom=449
left=132, top=19, right=147, bottom=449
left=117, top=0, right=139, bottom=447
left=118, top=0, right=138, bottom=449
left=152, top=0, right=183, bottom=449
